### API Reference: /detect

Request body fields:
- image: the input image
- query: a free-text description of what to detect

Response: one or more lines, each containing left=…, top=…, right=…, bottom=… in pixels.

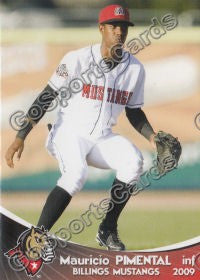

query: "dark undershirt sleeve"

left=16, top=84, right=58, bottom=140
left=125, top=107, right=155, bottom=141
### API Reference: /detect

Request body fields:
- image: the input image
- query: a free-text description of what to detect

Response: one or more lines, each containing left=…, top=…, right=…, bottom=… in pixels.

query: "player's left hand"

left=5, top=137, right=24, bottom=168
left=154, top=131, right=182, bottom=175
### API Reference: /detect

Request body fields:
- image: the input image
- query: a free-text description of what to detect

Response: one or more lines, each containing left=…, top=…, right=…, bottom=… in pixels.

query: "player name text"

left=116, top=255, right=171, bottom=266
left=60, top=255, right=110, bottom=265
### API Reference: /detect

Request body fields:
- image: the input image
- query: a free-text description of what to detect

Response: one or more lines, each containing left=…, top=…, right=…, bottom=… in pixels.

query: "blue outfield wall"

left=2, top=143, right=200, bottom=192
left=1, top=162, right=200, bottom=192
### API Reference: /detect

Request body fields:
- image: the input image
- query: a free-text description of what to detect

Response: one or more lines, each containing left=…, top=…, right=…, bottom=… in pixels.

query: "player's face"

left=99, top=22, right=129, bottom=48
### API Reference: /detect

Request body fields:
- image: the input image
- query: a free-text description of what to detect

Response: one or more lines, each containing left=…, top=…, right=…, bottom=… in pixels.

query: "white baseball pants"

left=46, top=127, right=143, bottom=196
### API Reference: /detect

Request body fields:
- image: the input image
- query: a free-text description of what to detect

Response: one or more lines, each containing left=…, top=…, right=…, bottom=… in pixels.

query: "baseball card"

left=1, top=1, right=200, bottom=279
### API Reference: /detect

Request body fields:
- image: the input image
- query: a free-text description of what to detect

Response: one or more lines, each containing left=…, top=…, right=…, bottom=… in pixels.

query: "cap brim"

left=100, top=18, right=134, bottom=26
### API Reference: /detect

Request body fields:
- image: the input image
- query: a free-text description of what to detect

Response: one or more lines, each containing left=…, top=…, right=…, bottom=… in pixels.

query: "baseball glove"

left=154, top=131, right=182, bottom=175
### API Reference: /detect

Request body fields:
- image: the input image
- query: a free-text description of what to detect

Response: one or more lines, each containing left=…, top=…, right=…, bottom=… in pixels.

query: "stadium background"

left=1, top=0, right=200, bottom=249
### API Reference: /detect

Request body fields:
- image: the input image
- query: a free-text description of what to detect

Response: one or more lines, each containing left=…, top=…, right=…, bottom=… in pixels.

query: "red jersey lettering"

left=97, top=86, right=104, bottom=100
left=121, top=91, right=129, bottom=105
left=90, top=85, right=97, bottom=99
left=82, top=84, right=91, bottom=98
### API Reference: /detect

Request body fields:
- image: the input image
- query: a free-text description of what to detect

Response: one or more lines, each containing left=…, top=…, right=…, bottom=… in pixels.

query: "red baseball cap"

left=99, top=4, right=134, bottom=26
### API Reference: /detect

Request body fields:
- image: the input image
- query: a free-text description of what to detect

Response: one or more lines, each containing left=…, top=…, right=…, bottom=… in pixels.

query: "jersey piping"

left=89, top=45, right=106, bottom=135
left=107, top=52, right=130, bottom=126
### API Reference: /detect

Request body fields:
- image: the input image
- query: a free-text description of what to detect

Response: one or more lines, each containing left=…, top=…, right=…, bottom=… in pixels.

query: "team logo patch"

left=114, top=7, right=125, bottom=16
left=56, top=63, right=68, bottom=78
left=4, top=226, right=56, bottom=277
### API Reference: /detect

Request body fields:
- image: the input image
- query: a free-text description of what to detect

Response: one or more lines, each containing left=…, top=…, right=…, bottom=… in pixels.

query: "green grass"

left=13, top=208, right=200, bottom=250
left=2, top=27, right=200, bottom=44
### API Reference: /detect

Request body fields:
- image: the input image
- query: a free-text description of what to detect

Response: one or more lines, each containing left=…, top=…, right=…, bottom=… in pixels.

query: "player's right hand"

left=5, top=137, right=24, bottom=168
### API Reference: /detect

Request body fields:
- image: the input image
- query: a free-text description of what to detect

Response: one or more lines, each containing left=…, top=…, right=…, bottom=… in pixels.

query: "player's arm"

left=125, top=107, right=156, bottom=147
left=5, top=84, right=58, bottom=168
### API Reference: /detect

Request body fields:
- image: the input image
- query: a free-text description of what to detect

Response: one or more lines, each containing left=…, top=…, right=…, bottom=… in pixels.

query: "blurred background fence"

left=1, top=0, right=200, bottom=28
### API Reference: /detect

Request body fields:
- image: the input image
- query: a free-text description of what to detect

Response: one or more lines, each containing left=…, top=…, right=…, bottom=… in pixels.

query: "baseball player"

left=5, top=4, right=181, bottom=251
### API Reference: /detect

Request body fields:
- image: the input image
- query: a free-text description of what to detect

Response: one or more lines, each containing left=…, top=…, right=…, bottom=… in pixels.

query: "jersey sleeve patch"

left=56, top=64, right=68, bottom=78
left=48, top=52, right=74, bottom=91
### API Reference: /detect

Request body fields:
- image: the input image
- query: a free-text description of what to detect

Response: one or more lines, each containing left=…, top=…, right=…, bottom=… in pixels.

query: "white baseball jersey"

left=48, top=43, right=145, bottom=139
left=46, top=44, right=145, bottom=195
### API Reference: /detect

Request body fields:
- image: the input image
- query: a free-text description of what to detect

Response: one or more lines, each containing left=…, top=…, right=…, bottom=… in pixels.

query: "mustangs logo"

left=114, top=7, right=125, bottom=16
left=4, top=226, right=56, bottom=276
left=56, top=63, right=68, bottom=78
